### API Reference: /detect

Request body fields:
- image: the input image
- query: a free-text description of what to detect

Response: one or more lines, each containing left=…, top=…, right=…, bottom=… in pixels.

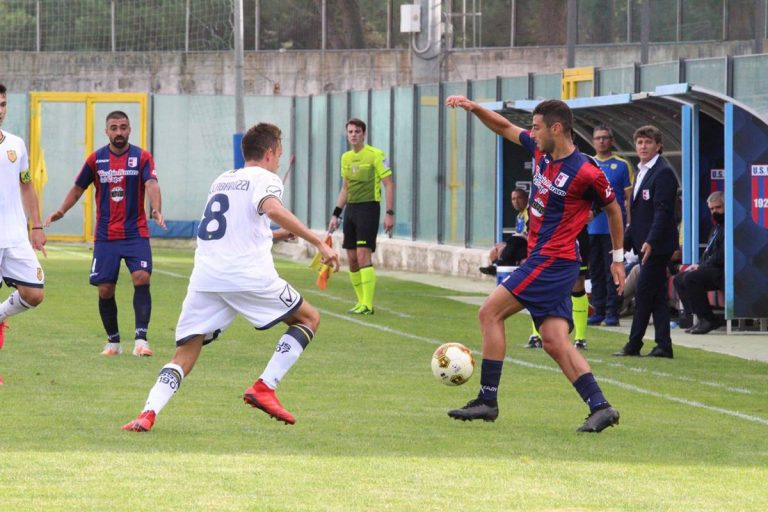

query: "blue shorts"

left=500, top=254, right=579, bottom=331
left=90, top=238, right=153, bottom=285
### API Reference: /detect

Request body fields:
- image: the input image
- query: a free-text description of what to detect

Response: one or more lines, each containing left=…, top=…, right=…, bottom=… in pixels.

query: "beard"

left=111, top=137, right=128, bottom=149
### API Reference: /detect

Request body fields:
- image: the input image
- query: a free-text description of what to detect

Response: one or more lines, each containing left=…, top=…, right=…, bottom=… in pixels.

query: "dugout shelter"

left=490, top=84, right=768, bottom=325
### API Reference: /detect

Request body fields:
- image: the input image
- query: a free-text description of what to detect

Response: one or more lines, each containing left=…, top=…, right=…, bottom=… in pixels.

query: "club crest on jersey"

left=128, top=157, right=138, bottom=167
left=6, top=150, right=17, bottom=163
left=554, top=172, right=569, bottom=188
left=642, top=189, right=650, bottom=200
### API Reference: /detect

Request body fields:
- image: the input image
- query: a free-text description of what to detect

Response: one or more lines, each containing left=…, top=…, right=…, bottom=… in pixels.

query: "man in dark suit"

left=673, top=191, right=725, bottom=335
left=614, top=125, right=679, bottom=358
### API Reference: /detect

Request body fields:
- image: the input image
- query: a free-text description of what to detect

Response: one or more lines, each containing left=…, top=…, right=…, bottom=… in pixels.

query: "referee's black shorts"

left=342, top=202, right=381, bottom=251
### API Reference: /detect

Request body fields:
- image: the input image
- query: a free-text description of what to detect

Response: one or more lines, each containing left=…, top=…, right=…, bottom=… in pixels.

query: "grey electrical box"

left=400, top=4, right=421, bottom=33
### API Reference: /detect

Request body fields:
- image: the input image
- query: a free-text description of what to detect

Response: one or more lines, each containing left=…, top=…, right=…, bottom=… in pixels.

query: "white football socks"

left=143, top=363, right=185, bottom=414
left=0, top=290, right=33, bottom=322
left=259, top=330, right=309, bottom=389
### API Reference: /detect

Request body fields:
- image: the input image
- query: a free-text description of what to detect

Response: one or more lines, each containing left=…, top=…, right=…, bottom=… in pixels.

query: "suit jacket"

left=700, top=224, right=724, bottom=269
left=625, top=155, right=679, bottom=256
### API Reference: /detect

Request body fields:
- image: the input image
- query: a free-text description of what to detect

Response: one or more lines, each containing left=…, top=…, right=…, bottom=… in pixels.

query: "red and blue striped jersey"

left=75, top=144, right=157, bottom=241
left=519, top=131, right=615, bottom=261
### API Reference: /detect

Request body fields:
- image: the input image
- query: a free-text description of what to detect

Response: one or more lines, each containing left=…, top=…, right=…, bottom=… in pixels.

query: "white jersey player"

left=0, top=84, right=47, bottom=375
left=123, top=122, right=339, bottom=431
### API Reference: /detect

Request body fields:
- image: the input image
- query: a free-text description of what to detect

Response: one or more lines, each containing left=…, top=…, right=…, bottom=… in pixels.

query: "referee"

left=327, top=118, right=394, bottom=315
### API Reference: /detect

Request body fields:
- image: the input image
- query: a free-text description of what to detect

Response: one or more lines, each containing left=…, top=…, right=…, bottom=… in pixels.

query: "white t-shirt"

left=188, top=166, right=284, bottom=292
left=0, top=131, right=31, bottom=248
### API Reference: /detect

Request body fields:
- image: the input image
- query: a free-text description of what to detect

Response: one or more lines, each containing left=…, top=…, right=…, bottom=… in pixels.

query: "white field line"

left=302, top=289, right=412, bottom=318
left=319, top=309, right=768, bottom=427
left=588, top=358, right=753, bottom=395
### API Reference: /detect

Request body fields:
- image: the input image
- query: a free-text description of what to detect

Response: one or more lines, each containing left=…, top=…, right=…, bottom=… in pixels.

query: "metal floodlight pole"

left=234, top=0, right=245, bottom=134
left=36, top=0, right=41, bottom=52
left=185, top=0, right=190, bottom=52
left=111, top=0, right=116, bottom=52
left=255, top=0, right=261, bottom=51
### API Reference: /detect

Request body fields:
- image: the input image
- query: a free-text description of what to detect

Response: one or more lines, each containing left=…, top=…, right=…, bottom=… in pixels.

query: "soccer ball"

left=431, top=342, right=475, bottom=386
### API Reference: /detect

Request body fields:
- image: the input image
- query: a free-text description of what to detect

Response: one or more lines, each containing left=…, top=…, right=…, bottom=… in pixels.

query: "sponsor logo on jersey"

left=128, top=157, right=138, bottom=167
left=531, top=197, right=546, bottom=217
left=6, top=150, right=17, bottom=163
left=98, top=168, right=138, bottom=183
left=605, top=185, right=613, bottom=198
left=110, top=186, right=125, bottom=202
left=533, top=171, right=566, bottom=197
left=37, top=267, right=43, bottom=281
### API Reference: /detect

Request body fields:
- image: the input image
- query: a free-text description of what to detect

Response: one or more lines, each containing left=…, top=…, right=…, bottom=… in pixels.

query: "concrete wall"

left=273, top=232, right=493, bottom=282
left=0, top=40, right=758, bottom=96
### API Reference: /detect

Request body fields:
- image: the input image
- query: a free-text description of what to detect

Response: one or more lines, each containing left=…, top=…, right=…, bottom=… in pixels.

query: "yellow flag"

left=309, top=235, right=334, bottom=289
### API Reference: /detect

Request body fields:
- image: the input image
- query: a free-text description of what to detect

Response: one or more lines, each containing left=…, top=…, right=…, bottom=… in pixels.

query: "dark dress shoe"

left=677, top=314, right=694, bottom=329
left=645, top=346, right=674, bottom=358
left=689, top=318, right=722, bottom=335
left=613, top=345, right=641, bottom=357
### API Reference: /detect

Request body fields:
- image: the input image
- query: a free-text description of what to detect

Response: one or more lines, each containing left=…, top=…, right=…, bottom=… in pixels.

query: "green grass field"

left=1, top=243, right=766, bottom=511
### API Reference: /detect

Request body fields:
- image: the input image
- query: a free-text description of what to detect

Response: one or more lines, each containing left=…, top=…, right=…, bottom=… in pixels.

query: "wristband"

left=386, top=209, right=394, bottom=216
left=31, top=226, right=44, bottom=230
left=611, top=249, right=624, bottom=263
left=332, top=207, right=343, bottom=218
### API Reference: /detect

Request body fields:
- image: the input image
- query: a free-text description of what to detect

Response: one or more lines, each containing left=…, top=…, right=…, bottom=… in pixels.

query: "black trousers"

left=673, top=267, right=724, bottom=322
left=628, top=252, right=673, bottom=352
left=588, top=234, right=619, bottom=316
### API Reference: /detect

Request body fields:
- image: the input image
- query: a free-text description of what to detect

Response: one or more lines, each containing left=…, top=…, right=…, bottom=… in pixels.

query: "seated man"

left=480, top=188, right=529, bottom=275
left=673, top=191, right=725, bottom=335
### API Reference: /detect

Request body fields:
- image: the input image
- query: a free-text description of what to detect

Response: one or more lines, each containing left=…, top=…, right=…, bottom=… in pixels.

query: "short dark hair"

left=512, top=187, right=529, bottom=200
left=346, top=118, right=366, bottom=133
left=0, top=84, right=7, bottom=95
left=532, top=99, right=573, bottom=135
left=242, top=123, right=282, bottom=161
left=633, top=125, right=662, bottom=144
left=106, top=110, right=129, bottom=123
left=593, top=125, right=613, bottom=137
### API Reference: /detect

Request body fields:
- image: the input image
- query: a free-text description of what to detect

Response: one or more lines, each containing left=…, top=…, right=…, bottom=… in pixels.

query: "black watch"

left=386, top=209, right=394, bottom=215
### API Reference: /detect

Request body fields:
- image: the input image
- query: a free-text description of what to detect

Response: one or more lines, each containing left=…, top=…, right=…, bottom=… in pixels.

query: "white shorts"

left=175, top=277, right=303, bottom=345
left=0, top=243, right=45, bottom=289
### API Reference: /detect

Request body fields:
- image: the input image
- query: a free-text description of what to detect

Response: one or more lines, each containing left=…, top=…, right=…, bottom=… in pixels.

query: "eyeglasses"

left=593, top=136, right=612, bottom=141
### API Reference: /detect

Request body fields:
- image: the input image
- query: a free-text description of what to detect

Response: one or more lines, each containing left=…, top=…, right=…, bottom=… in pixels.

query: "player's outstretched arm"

left=262, top=197, right=340, bottom=271
left=604, top=199, right=626, bottom=295
left=445, top=95, right=524, bottom=144
left=44, top=185, right=86, bottom=226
